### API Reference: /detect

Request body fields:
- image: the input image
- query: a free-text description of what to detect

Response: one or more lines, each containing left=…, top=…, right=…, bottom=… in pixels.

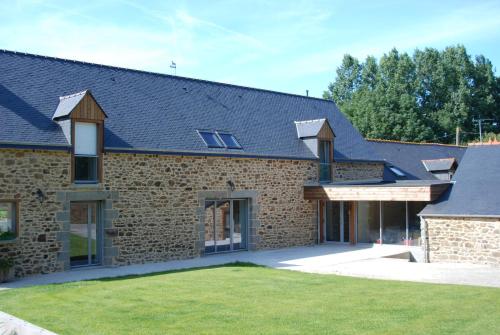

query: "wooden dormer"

left=295, top=119, right=335, bottom=182
left=53, top=90, right=107, bottom=183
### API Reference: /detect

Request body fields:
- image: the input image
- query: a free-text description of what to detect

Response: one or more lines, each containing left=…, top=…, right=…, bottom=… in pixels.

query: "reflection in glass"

left=382, top=202, right=406, bottom=244
left=357, top=201, right=380, bottom=243
left=232, top=200, right=248, bottom=250
left=70, top=202, right=99, bottom=267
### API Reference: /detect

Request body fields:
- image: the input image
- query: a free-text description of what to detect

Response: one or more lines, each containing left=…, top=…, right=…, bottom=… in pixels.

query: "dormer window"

left=52, top=90, right=107, bottom=184
left=319, top=140, right=332, bottom=182
left=74, top=122, right=98, bottom=182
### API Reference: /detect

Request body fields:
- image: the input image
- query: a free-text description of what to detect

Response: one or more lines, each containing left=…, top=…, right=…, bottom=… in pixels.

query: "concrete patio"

left=1, top=244, right=499, bottom=290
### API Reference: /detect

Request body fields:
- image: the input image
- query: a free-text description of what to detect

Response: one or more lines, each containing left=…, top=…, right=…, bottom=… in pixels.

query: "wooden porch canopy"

left=304, top=181, right=450, bottom=202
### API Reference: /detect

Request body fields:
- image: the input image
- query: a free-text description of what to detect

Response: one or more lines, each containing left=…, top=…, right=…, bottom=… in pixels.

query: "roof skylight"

left=389, top=166, right=406, bottom=177
left=198, top=131, right=224, bottom=148
left=197, top=130, right=243, bottom=150
left=217, top=132, right=242, bottom=149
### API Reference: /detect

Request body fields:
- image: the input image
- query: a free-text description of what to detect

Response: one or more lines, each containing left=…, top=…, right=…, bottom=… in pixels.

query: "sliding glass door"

left=70, top=202, right=102, bottom=267
left=325, top=201, right=351, bottom=242
left=204, top=199, right=248, bottom=253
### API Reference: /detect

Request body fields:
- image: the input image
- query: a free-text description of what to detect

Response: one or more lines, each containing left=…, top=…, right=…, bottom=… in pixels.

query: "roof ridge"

left=367, top=138, right=467, bottom=148
left=0, top=49, right=332, bottom=103
left=59, top=90, right=88, bottom=100
left=294, top=118, right=326, bottom=124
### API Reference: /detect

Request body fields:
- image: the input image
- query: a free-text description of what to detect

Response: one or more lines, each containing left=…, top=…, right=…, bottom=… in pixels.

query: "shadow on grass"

left=81, top=262, right=266, bottom=284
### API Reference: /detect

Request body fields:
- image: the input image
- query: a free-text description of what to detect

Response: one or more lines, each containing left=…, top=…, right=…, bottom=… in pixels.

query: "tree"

left=324, top=45, right=500, bottom=144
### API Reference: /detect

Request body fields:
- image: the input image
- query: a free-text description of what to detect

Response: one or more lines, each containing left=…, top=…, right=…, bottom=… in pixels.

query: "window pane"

left=319, top=141, right=330, bottom=163
left=357, top=201, right=380, bottom=243
left=325, top=201, right=340, bottom=241
left=75, top=156, right=98, bottom=181
left=218, top=133, right=242, bottom=149
left=319, top=163, right=332, bottom=182
left=199, top=131, right=224, bottom=148
left=0, top=202, right=15, bottom=239
left=75, top=122, right=97, bottom=155
left=408, top=202, right=426, bottom=245
left=215, top=201, right=230, bottom=252
left=382, top=202, right=406, bottom=244
left=232, top=200, right=248, bottom=250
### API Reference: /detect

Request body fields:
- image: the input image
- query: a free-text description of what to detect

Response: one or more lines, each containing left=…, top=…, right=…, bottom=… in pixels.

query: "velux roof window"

left=198, top=131, right=242, bottom=149
left=389, top=166, right=406, bottom=177
left=198, top=131, right=224, bottom=148
left=217, top=132, right=242, bottom=149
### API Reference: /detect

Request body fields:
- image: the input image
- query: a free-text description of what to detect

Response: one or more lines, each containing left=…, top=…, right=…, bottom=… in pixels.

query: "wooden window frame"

left=0, top=199, right=20, bottom=241
left=71, top=119, right=104, bottom=184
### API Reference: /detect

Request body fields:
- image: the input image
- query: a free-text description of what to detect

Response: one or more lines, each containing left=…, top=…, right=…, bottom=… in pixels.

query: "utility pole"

left=473, top=118, right=495, bottom=144
left=455, top=126, right=460, bottom=146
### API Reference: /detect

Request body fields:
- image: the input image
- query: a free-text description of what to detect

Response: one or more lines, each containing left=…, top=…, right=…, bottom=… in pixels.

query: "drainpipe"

left=420, top=216, right=430, bottom=263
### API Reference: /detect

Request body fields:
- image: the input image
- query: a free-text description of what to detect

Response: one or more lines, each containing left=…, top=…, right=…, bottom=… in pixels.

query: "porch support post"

left=379, top=201, right=383, bottom=244
left=405, top=201, right=409, bottom=242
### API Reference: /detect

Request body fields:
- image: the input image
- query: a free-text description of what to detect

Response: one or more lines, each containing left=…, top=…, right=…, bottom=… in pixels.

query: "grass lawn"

left=0, top=263, right=499, bottom=335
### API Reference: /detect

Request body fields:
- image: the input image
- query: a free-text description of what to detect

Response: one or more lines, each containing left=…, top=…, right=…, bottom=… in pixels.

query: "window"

left=217, top=132, right=242, bottom=149
left=389, top=166, right=406, bottom=177
left=198, top=131, right=224, bottom=148
left=74, top=122, right=98, bottom=182
left=319, top=140, right=332, bottom=182
left=198, top=131, right=243, bottom=149
left=0, top=202, right=17, bottom=241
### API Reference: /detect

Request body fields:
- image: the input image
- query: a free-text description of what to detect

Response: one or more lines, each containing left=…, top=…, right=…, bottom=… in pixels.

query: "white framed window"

left=74, top=122, right=98, bottom=182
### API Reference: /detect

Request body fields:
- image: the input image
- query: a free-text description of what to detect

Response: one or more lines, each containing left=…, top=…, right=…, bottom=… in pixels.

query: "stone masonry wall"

left=426, top=217, right=500, bottom=266
left=1, top=148, right=319, bottom=277
left=104, top=154, right=318, bottom=264
left=0, top=149, right=71, bottom=277
left=333, top=162, right=384, bottom=181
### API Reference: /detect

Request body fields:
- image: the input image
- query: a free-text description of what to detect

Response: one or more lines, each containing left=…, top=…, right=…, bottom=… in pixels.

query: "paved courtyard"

left=1, top=244, right=499, bottom=290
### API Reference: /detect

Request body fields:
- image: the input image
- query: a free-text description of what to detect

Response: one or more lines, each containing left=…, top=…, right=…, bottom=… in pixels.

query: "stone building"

left=0, top=50, right=497, bottom=278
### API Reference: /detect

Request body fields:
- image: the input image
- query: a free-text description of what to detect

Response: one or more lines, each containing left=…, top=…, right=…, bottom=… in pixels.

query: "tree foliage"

left=323, top=45, right=500, bottom=143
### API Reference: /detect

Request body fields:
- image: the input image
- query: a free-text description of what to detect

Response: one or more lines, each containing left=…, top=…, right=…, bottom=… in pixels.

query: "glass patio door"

left=70, top=202, right=101, bottom=267
left=204, top=199, right=248, bottom=253
left=325, top=201, right=350, bottom=242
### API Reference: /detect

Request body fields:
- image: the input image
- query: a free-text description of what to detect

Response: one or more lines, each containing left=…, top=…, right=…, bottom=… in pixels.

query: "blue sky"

left=1, top=0, right=499, bottom=97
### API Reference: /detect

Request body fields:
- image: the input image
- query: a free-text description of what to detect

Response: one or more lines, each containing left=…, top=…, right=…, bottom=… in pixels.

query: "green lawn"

left=0, top=263, right=499, bottom=335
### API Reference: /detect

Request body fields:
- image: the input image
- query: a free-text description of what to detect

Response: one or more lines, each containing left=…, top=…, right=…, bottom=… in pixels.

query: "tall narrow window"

left=74, top=122, right=98, bottom=182
left=319, top=140, right=332, bottom=182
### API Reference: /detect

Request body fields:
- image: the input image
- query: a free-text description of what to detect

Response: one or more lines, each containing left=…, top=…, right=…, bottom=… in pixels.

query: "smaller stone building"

left=420, top=144, right=500, bottom=266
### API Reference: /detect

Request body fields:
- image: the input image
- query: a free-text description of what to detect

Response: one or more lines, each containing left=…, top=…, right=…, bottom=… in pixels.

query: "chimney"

left=306, top=90, right=309, bottom=97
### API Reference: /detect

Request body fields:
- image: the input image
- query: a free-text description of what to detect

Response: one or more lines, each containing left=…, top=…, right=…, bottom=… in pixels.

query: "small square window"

left=198, top=131, right=224, bottom=148
left=217, top=133, right=242, bottom=149
left=0, top=202, right=17, bottom=241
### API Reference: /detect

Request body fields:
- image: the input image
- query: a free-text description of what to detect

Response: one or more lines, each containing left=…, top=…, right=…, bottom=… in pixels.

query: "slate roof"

left=0, top=50, right=379, bottom=161
left=420, top=145, right=500, bottom=217
left=368, top=139, right=466, bottom=180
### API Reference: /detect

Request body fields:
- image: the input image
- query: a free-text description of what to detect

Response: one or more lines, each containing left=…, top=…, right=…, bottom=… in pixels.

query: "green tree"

left=324, top=45, right=500, bottom=144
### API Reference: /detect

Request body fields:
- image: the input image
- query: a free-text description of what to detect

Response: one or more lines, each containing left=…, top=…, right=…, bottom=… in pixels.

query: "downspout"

left=420, top=216, right=430, bottom=263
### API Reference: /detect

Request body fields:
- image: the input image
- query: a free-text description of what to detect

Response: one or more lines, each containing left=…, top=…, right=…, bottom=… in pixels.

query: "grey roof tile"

left=420, top=145, right=500, bottom=217
left=0, top=50, right=379, bottom=161
left=368, top=140, right=466, bottom=180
